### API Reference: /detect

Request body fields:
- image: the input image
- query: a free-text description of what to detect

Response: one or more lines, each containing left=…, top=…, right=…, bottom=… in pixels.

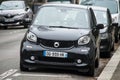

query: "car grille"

left=38, top=38, right=75, bottom=48
left=4, top=15, right=14, bottom=18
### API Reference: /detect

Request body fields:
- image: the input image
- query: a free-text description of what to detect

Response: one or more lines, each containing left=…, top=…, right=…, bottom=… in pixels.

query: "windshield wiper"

left=49, top=26, right=79, bottom=29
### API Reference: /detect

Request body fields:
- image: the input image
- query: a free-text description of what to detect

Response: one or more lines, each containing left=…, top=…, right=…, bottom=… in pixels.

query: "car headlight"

left=112, top=16, right=118, bottom=23
left=14, top=13, right=25, bottom=19
left=17, top=13, right=26, bottom=16
left=78, top=36, right=90, bottom=45
left=112, top=14, right=118, bottom=23
left=27, top=32, right=37, bottom=42
left=100, top=33, right=108, bottom=39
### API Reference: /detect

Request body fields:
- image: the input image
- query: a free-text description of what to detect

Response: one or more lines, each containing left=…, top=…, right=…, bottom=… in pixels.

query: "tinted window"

left=80, top=0, right=94, bottom=5
left=80, top=0, right=118, bottom=14
left=94, top=10, right=107, bottom=24
left=33, top=6, right=89, bottom=29
left=0, top=1, right=25, bottom=10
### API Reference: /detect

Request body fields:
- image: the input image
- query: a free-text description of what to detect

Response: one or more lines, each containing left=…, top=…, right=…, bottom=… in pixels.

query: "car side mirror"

left=96, top=24, right=104, bottom=29
left=112, top=23, right=118, bottom=27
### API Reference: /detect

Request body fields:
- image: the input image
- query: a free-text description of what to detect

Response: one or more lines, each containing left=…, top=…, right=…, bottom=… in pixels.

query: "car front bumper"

left=100, top=38, right=111, bottom=52
left=20, top=41, right=96, bottom=72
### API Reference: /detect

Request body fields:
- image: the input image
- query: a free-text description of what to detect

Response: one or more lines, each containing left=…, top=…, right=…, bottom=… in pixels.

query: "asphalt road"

left=0, top=26, right=115, bottom=80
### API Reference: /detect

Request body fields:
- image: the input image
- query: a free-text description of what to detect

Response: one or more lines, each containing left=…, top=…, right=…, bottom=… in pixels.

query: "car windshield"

left=94, top=10, right=107, bottom=24
left=80, top=0, right=118, bottom=14
left=33, top=6, right=89, bottom=29
left=0, top=1, right=25, bottom=10
left=48, top=1, right=71, bottom=4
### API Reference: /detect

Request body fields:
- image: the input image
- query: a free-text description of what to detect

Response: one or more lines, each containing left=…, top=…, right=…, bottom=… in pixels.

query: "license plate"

left=5, top=19, right=14, bottom=22
left=43, top=51, right=68, bottom=58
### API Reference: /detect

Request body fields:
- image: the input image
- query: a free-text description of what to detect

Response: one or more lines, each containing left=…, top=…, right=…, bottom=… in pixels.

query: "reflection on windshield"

left=80, top=0, right=118, bottom=14
left=94, top=1, right=118, bottom=14
left=0, top=1, right=25, bottom=10
left=33, top=6, right=89, bottom=29
left=94, top=11, right=107, bottom=24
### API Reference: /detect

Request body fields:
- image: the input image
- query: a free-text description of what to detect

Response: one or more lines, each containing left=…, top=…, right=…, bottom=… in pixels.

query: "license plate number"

left=43, top=51, right=68, bottom=58
left=5, top=19, right=14, bottom=22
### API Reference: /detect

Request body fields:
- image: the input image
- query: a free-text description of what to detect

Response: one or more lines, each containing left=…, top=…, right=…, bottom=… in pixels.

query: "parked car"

left=47, top=0, right=72, bottom=4
left=91, top=6, right=115, bottom=57
left=31, top=0, right=76, bottom=14
left=20, top=4, right=103, bottom=76
left=0, top=0, right=33, bottom=29
left=80, top=0, right=120, bottom=43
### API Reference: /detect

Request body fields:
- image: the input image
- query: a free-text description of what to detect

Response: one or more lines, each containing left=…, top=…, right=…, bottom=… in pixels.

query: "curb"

left=97, top=46, right=120, bottom=80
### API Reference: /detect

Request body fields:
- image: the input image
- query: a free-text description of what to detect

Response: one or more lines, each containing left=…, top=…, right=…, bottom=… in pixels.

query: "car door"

left=89, top=8, right=100, bottom=60
left=107, top=9, right=115, bottom=43
left=90, top=8, right=99, bottom=40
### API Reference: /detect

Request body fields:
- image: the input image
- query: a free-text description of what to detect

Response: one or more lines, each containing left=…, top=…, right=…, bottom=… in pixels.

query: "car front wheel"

left=24, top=24, right=29, bottom=28
left=87, top=59, right=95, bottom=76
left=20, top=62, right=29, bottom=71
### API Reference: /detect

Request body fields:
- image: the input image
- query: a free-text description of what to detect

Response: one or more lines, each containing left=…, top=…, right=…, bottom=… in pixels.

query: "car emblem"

left=7, top=14, right=11, bottom=17
left=54, top=42, right=59, bottom=48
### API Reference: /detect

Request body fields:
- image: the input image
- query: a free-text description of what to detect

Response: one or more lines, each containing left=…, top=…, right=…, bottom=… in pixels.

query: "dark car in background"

left=91, top=6, right=115, bottom=57
left=0, top=0, right=33, bottom=29
left=20, top=4, right=103, bottom=76
left=80, top=0, right=120, bottom=43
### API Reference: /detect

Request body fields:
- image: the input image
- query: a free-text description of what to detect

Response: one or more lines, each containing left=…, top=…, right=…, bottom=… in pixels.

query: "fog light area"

left=77, top=59, right=82, bottom=64
left=30, top=56, right=35, bottom=60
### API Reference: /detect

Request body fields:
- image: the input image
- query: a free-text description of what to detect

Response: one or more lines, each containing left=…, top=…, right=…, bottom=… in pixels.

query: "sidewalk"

left=111, top=61, right=120, bottom=80
left=97, top=45, right=120, bottom=80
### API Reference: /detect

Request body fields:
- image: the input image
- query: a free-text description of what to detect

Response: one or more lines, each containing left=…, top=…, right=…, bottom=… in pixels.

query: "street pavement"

left=111, top=61, right=120, bottom=80
left=0, top=26, right=119, bottom=80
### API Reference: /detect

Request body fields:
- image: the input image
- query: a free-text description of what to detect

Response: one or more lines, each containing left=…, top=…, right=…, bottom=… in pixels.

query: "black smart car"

left=91, top=6, right=115, bottom=57
left=0, top=0, right=33, bottom=29
left=20, top=4, right=103, bottom=76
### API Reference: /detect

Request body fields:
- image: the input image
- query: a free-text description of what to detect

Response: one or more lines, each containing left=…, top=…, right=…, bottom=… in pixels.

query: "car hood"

left=30, top=26, right=90, bottom=41
left=0, top=9, right=25, bottom=15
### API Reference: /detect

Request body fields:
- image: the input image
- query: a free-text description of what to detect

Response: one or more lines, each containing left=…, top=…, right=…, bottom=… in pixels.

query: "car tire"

left=24, top=24, right=28, bottom=28
left=119, top=27, right=120, bottom=40
left=95, top=58, right=99, bottom=68
left=87, top=60, right=95, bottom=76
left=4, top=26, right=8, bottom=29
left=115, top=26, right=119, bottom=43
left=104, top=51, right=111, bottom=58
left=20, top=63, right=29, bottom=71
left=115, top=35, right=119, bottom=43
left=111, top=43, right=115, bottom=51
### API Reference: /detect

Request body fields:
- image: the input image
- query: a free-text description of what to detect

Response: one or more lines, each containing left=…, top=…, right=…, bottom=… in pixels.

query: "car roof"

left=2, top=0, right=24, bottom=2
left=1, top=0, right=24, bottom=2
left=89, top=6, right=108, bottom=12
left=42, top=4, right=89, bottom=10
